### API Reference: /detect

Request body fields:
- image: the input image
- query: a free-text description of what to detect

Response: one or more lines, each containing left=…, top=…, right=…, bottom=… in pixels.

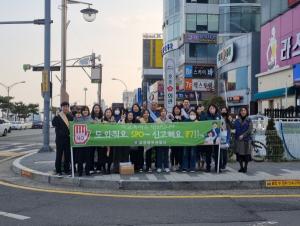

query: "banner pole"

left=217, top=143, right=221, bottom=174
left=71, top=147, right=75, bottom=178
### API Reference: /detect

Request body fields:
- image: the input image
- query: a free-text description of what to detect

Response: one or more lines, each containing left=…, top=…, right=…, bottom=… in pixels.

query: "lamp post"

left=0, top=81, right=26, bottom=118
left=60, top=0, right=98, bottom=104
left=83, top=87, right=88, bottom=106
left=112, top=78, right=128, bottom=108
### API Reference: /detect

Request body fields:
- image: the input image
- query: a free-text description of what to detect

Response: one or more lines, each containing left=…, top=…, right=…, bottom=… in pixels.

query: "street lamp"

left=0, top=81, right=26, bottom=118
left=83, top=87, right=88, bottom=106
left=60, top=0, right=99, bottom=104
left=111, top=78, right=129, bottom=108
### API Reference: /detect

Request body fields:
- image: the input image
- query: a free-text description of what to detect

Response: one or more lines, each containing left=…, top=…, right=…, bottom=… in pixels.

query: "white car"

left=11, top=121, right=25, bottom=130
left=24, top=121, right=33, bottom=129
left=1, top=118, right=12, bottom=133
left=0, top=118, right=10, bottom=136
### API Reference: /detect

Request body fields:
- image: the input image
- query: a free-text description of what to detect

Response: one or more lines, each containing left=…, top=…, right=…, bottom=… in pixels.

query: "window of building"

left=197, top=14, right=208, bottom=31
left=208, top=14, right=219, bottom=32
left=189, top=43, right=207, bottom=58
left=222, top=66, right=248, bottom=91
left=186, top=14, right=197, bottom=32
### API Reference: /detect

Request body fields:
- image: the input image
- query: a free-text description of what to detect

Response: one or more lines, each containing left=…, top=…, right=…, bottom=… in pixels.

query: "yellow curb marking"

left=1, top=180, right=300, bottom=199
left=266, top=180, right=300, bottom=188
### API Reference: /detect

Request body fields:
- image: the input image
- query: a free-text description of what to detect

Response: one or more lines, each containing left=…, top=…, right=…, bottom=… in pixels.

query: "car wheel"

left=8, top=127, right=11, bottom=133
left=3, top=129, right=7, bottom=136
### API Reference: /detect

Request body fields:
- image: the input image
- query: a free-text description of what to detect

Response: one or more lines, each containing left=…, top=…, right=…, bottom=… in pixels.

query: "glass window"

left=189, top=43, right=208, bottom=58
left=197, top=14, right=208, bottom=32
left=208, top=14, right=218, bottom=32
left=186, top=14, right=197, bottom=32
left=222, top=66, right=248, bottom=91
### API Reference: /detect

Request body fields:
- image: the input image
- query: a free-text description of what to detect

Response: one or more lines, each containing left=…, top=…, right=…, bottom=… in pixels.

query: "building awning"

left=254, top=87, right=296, bottom=101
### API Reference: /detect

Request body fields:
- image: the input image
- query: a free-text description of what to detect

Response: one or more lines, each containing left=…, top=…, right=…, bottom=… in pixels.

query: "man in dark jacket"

left=52, top=102, right=73, bottom=175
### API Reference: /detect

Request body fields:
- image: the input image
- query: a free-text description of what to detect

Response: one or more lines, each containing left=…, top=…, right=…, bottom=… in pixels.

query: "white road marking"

left=0, top=211, right=30, bottom=220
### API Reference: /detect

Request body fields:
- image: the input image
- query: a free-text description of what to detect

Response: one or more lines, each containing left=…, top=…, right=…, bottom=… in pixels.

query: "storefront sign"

left=185, top=65, right=215, bottom=78
left=227, top=96, right=243, bottom=103
left=261, top=4, right=300, bottom=73
left=294, top=63, right=300, bottom=84
left=176, top=91, right=202, bottom=101
left=185, top=78, right=193, bottom=91
left=217, top=43, right=234, bottom=68
left=143, top=33, right=163, bottom=39
left=192, top=79, right=215, bottom=92
left=162, top=40, right=178, bottom=56
left=184, top=33, right=217, bottom=44
left=164, top=58, right=176, bottom=113
left=70, top=121, right=220, bottom=147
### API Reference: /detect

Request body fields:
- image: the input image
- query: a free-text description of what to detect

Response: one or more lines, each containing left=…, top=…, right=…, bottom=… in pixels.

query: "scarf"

left=58, top=112, right=69, bottom=128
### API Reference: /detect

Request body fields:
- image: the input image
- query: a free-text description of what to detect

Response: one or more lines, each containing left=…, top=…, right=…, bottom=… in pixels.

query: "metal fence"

left=264, top=108, right=300, bottom=119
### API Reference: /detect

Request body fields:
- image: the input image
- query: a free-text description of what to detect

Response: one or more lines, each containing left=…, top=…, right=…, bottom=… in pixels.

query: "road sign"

left=33, top=66, right=60, bottom=71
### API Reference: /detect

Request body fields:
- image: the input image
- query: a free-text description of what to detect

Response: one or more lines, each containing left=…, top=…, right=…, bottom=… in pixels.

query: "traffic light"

left=23, top=64, right=31, bottom=72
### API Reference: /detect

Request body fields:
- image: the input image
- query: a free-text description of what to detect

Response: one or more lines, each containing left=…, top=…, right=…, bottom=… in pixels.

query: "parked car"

left=0, top=118, right=10, bottom=136
left=32, top=121, right=43, bottom=129
left=24, top=121, right=33, bottom=129
left=1, top=118, right=12, bottom=133
left=11, top=121, right=25, bottom=130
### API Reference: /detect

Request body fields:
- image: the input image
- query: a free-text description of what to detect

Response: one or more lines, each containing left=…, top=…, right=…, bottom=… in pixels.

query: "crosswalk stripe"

left=0, top=211, right=30, bottom=220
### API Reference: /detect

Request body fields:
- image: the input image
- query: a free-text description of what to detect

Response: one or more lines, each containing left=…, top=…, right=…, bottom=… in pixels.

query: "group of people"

left=52, top=99, right=253, bottom=177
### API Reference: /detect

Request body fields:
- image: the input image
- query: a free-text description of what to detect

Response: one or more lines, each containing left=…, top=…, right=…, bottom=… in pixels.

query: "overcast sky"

left=0, top=0, right=162, bottom=109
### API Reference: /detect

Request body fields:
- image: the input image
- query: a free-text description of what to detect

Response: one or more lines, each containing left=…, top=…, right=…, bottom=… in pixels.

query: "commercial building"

left=162, top=0, right=219, bottom=110
left=141, top=33, right=163, bottom=103
left=255, top=1, right=300, bottom=112
left=217, top=32, right=260, bottom=114
left=218, top=0, right=261, bottom=44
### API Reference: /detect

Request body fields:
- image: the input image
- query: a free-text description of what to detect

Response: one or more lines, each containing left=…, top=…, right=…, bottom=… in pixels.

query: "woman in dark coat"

left=234, top=107, right=253, bottom=173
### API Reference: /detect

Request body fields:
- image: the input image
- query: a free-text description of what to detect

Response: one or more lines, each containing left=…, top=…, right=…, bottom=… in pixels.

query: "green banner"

left=70, top=121, right=220, bottom=147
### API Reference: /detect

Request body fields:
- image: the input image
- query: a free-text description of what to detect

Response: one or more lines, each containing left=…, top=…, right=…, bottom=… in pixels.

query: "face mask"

left=190, top=115, right=196, bottom=121
left=115, top=110, right=120, bottom=115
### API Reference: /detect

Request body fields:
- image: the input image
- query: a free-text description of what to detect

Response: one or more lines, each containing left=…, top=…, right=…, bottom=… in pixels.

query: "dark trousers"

left=55, top=139, right=70, bottom=174
left=89, top=148, right=96, bottom=171
left=131, top=147, right=144, bottom=171
left=145, top=148, right=155, bottom=170
left=220, top=148, right=228, bottom=169
left=156, top=147, right=169, bottom=169
left=182, top=147, right=197, bottom=171
left=170, top=147, right=183, bottom=167
left=204, top=145, right=218, bottom=171
left=97, top=147, right=113, bottom=173
left=77, top=147, right=91, bottom=176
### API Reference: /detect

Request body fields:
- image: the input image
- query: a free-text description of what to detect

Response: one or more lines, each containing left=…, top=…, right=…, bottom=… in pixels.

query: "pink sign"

left=261, top=4, right=300, bottom=73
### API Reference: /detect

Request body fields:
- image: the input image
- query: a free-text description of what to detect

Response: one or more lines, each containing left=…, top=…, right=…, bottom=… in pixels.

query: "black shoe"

left=238, top=168, right=244, bottom=173
left=78, top=173, right=83, bottom=177
left=85, top=172, right=90, bottom=176
left=205, top=168, right=211, bottom=173
left=243, top=168, right=247, bottom=173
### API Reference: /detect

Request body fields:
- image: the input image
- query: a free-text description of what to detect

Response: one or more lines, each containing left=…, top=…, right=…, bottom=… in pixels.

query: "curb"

left=11, top=153, right=271, bottom=190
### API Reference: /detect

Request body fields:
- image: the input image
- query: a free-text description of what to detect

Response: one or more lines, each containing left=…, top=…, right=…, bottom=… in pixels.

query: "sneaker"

left=205, top=168, right=211, bottom=173
left=157, top=168, right=162, bottom=173
left=165, top=168, right=170, bottom=173
left=182, top=170, right=187, bottom=173
left=139, top=169, right=143, bottom=173
left=190, top=170, right=195, bottom=173
left=147, top=169, right=152, bottom=173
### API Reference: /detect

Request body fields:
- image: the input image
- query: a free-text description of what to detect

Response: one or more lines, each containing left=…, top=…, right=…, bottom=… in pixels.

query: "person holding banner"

left=101, top=108, right=115, bottom=174
left=234, top=107, right=253, bottom=173
left=131, top=104, right=144, bottom=172
left=155, top=108, right=172, bottom=173
left=182, top=110, right=198, bottom=173
left=196, top=104, right=207, bottom=169
left=90, top=104, right=104, bottom=174
left=220, top=107, right=232, bottom=170
left=203, top=104, right=221, bottom=173
left=170, top=104, right=183, bottom=171
left=52, top=102, right=73, bottom=176
left=196, top=104, right=207, bottom=121
left=139, top=109, right=154, bottom=173
left=149, top=101, right=160, bottom=122
left=74, top=106, right=92, bottom=177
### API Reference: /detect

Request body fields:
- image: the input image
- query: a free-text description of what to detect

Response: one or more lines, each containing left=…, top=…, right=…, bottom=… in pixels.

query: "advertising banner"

left=261, top=4, right=300, bottom=73
left=70, top=121, right=220, bottom=147
left=185, top=65, right=215, bottom=78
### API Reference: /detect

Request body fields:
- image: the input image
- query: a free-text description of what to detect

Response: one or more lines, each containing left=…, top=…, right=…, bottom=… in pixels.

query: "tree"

left=0, top=95, right=14, bottom=118
left=265, top=119, right=284, bottom=161
left=10, top=102, right=30, bottom=121
left=28, top=104, right=39, bottom=121
left=202, top=96, right=226, bottom=110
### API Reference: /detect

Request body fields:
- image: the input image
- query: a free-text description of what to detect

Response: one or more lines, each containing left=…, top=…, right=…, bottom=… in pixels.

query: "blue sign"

left=294, top=64, right=300, bottom=83
left=185, top=65, right=193, bottom=78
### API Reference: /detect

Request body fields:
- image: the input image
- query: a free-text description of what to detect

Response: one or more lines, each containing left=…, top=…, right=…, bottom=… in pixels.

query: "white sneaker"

left=165, top=168, right=170, bottom=173
left=157, top=168, right=162, bottom=173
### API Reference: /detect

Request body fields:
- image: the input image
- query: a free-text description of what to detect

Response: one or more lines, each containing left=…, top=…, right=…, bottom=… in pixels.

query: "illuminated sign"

left=143, top=33, right=163, bottom=39
left=185, top=65, right=215, bottom=78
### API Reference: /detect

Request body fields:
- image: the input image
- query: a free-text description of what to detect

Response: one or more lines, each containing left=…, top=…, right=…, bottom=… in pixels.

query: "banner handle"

left=71, top=147, right=75, bottom=178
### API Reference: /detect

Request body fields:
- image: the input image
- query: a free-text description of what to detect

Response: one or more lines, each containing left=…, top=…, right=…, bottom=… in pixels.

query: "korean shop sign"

left=185, top=65, right=215, bottom=78
left=261, top=4, right=300, bottom=73
left=217, top=43, right=234, bottom=69
left=70, top=121, right=220, bottom=147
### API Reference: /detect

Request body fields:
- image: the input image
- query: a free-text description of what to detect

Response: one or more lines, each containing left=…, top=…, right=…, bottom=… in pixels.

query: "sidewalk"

left=12, top=151, right=300, bottom=190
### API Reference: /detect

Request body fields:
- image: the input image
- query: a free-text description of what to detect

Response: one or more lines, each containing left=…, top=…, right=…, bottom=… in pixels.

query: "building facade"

left=218, top=0, right=261, bottom=44
left=162, top=0, right=219, bottom=110
left=141, top=33, right=163, bottom=103
left=217, top=32, right=260, bottom=114
left=255, top=1, right=300, bottom=112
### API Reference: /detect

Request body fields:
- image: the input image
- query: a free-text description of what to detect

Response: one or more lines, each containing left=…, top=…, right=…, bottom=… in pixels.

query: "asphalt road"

left=1, top=129, right=300, bottom=226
